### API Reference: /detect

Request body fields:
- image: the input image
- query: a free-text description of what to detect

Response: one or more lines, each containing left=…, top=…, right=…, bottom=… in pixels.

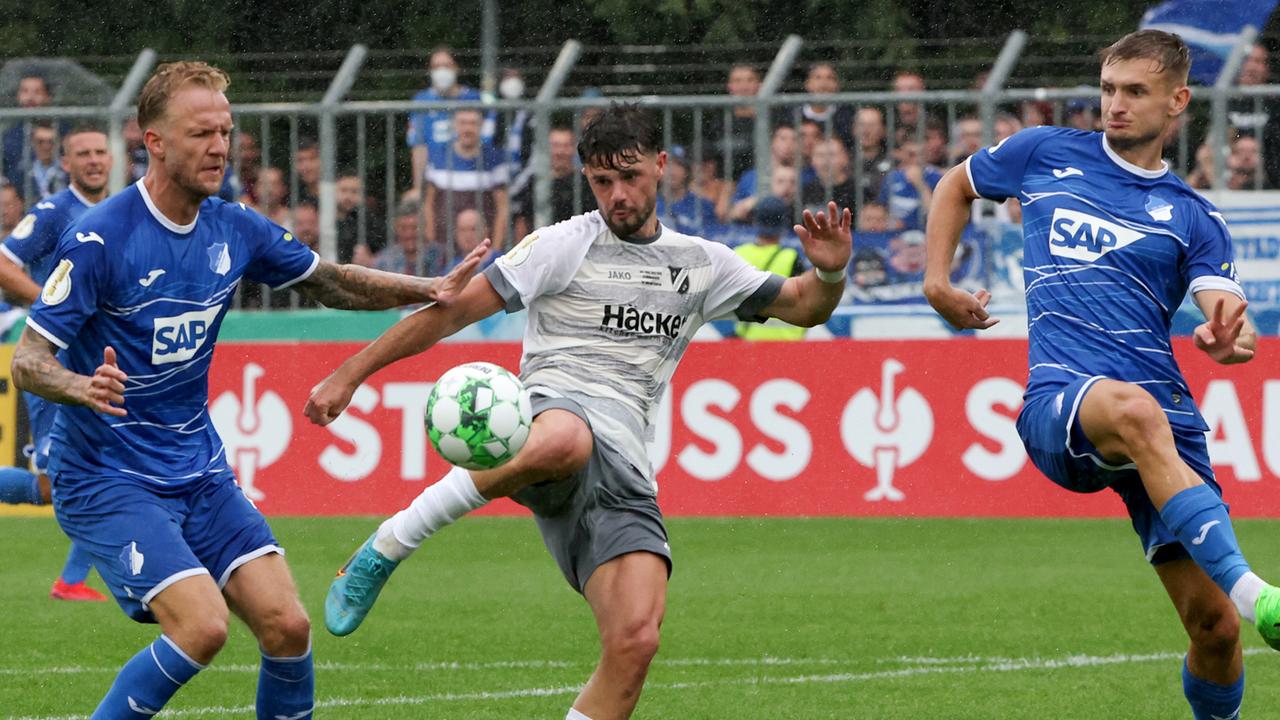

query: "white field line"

left=11, top=648, right=1269, bottom=720
left=0, top=655, right=856, bottom=677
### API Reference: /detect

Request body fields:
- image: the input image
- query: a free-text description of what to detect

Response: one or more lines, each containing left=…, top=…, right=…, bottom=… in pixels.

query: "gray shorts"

left=511, top=394, right=672, bottom=593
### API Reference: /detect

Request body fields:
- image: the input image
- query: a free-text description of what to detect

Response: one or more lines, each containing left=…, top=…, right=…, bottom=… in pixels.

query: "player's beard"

left=602, top=194, right=656, bottom=238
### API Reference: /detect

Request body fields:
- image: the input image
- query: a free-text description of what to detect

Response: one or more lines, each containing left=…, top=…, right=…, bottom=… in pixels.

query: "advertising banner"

left=207, top=340, right=1280, bottom=518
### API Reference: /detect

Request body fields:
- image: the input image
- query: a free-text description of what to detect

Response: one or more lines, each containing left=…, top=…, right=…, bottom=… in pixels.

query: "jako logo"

left=1048, top=208, right=1145, bottom=262
left=601, top=304, right=686, bottom=338
left=151, top=306, right=221, bottom=364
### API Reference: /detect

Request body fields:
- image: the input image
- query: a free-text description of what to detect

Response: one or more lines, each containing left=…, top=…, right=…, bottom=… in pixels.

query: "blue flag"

left=1141, top=0, right=1278, bottom=84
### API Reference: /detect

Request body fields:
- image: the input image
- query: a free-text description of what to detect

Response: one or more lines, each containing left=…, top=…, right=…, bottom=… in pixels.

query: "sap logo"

left=152, top=306, right=221, bottom=364
left=1048, top=208, right=1144, bottom=261
left=601, top=304, right=686, bottom=338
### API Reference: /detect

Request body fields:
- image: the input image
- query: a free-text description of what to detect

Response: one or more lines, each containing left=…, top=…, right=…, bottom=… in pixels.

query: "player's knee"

left=527, top=415, right=592, bottom=477
left=602, top=615, right=662, bottom=670
left=1186, top=605, right=1240, bottom=655
left=180, top=616, right=230, bottom=662
left=256, top=601, right=312, bottom=656
left=1110, top=389, right=1168, bottom=441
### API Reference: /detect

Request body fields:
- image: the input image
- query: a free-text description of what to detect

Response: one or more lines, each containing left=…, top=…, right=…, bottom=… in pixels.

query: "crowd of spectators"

left=0, top=42, right=1276, bottom=315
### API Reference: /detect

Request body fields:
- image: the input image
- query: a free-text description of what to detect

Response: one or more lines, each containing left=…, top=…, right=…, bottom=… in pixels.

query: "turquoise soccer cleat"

left=325, top=532, right=400, bottom=637
left=1255, top=584, right=1280, bottom=651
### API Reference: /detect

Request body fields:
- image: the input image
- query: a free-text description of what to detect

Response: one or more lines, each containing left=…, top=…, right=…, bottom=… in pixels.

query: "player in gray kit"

left=305, top=103, right=852, bottom=720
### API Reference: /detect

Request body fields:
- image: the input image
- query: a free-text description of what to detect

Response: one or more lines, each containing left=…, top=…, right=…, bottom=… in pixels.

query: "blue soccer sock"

left=1183, top=659, right=1243, bottom=720
left=0, top=466, right=39, bottom=505
left=258, top=643, right=314, bottom=720
left=1159, top=485, right=1255, bottom=610
left=59, top=543, right=93, bottom=585
left=91, top=635, right=204, bottom=719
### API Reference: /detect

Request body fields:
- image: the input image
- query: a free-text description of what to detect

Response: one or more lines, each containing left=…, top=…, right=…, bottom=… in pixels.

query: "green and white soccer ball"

left=426, top=362, right=533, bottom=470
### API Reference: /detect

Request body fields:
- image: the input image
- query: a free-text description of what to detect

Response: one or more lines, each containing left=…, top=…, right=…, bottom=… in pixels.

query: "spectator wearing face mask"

left=406, top=46, right=497, bottom=198
left=497, top=68, right=538, bottom=238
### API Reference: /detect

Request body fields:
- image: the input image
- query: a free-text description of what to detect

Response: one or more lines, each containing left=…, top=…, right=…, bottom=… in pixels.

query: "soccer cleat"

left=50, top=578, right=108, bottom=602
left=325, top=532, right=400, bottom=637
left=1255, top=584, right=1280, bottom=651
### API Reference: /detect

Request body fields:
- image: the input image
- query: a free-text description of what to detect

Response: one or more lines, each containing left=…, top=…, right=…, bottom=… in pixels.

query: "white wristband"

left=815, top=266, right=846, bottom=284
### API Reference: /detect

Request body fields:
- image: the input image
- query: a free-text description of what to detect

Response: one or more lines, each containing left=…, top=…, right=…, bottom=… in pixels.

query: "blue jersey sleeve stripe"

left=271, top=251, right=320, bottom=291
left=25, top=316, right=69, bottom=349
left=0, top=243, right=25, bottom=268
left=1189, top=276, right=1246, bottom=300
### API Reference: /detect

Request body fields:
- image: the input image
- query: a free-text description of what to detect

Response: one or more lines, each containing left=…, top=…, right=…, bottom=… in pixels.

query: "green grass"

left=2, top=516, right=1280, bottom=718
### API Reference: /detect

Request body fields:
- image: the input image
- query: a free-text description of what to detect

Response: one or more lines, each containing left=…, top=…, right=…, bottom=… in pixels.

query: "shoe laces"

left=343, top=549, right=394, bottom=602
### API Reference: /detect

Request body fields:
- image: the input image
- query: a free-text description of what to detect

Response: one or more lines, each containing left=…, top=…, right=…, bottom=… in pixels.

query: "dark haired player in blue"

left=12, top=61, right=487, bottom=719
left=0, top=123, right=111, bottom=602
left=926, top=30, right=1277, bottom=720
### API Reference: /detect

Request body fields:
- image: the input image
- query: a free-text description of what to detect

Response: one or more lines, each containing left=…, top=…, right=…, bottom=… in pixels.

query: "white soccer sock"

left=1230, top=571, right=1266, bottom=624
left=566, top=709, right=593, bottom=720
left=374, top=466, right=488, bottom=561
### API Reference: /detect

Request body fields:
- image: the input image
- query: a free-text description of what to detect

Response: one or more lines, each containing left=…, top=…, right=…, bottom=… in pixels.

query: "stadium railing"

left=0, top=84, right=1274, bottom=334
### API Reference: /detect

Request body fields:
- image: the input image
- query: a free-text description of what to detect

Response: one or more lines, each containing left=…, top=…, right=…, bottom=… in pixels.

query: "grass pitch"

left=2, top=515, right=1279, bottom=718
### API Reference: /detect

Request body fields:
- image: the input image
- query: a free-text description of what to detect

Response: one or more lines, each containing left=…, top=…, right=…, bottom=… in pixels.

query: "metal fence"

left=0, top=35, right=1274, bottom=314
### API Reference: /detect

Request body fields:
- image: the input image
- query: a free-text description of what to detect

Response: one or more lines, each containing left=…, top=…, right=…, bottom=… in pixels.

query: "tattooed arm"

left=13, top=328, right=128, bottom=416
left=295, top=241, right=489, bottom=311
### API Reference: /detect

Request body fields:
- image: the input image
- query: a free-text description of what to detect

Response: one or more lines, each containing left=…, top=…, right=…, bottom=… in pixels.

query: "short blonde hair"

left=137, top=61, right=230, bottom=130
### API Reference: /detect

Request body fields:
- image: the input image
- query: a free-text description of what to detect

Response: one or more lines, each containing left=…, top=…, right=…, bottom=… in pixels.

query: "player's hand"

left=82, top=346, right=128, bottom=417
left=304, top=372, right=357, bottom=426
left=1194, top=297, right=1254, bottom=364
left=925, top=283, right=999, bottom=330
left=429, top=239, right=491, bottom=308
left=795, top=201, right=852, bottom=276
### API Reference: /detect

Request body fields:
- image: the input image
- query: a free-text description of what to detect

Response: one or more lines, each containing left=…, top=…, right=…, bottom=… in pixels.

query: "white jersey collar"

left=68, top=184, right=99, bottom=208
left=1101, top=135, right=1168, bottom=179
left=136, top=179, right=198, bottom=235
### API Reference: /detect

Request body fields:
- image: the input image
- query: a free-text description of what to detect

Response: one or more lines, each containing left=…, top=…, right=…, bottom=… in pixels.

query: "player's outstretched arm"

left=923, top=164, right=998, bottom=330
left=759, top=201, right=852, bottom=327
left=304, top=273, right=505, bottom=426
left=1192, top=292, right=1256, bottom=365
left=0, top=255, right=41, bottom=305
left=296, top=240, right=490, bottom=310
left=12, top=329, right=128, bottom=416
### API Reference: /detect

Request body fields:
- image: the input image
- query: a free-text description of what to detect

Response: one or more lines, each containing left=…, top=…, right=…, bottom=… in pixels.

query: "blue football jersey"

left=968, top=126, right=1241, bottom=432
left=1, top=187, right=97, bottom=286
left=27, top=180, right=318, bottom=485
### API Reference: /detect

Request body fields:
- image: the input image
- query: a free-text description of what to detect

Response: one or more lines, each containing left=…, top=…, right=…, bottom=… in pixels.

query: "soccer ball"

left=426, top=362, right=533, bottom=470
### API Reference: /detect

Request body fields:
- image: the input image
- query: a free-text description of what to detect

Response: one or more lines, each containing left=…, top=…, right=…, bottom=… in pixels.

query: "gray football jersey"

left=484, top=211, right=783, bottom=487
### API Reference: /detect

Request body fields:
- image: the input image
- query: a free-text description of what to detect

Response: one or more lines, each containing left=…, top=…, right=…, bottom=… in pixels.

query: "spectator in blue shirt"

left=721, top=124, right=815, bottom=223
left=407, top=46, right=496, bottom=197
left=879, top=140, right=942, bottom=231
left=656, top=145, right=724, bottom=239
left=424, top=108, right=509, bottom=250
left=2, top=74, right=53, bottom=178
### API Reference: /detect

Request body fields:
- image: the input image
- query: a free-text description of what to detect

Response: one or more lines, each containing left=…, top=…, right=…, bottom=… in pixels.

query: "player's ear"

left=142, top=126, right=164, bottom=161
left=1168, top=77, right=1191, bottom=117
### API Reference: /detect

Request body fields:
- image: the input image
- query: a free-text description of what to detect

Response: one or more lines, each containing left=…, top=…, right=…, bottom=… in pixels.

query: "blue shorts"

left=1017, top=375, right=1220, bottom=565
left=52, top=471, right=280, bottom=623
left=23, top=392, right=55, bottom=474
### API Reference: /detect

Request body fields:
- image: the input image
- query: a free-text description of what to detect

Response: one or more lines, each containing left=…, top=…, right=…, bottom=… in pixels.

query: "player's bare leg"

left=1077, top=380, right=1201, bottom=509
left=223, top=553, right=315, bottom=719
left=1158, top=560, right=1242, bottom=683
left=326, top=409, right=592, bottom=635
left=572, top=552, right=668, bottom=720
left=1078, top=380, right=1280, bottom=649
left=88, top=575, right=227, bottom=717
left=1157, top=559, right=1246, bottom=719
left=223, top=553, right=311, bottom=656
left=149, top=575, right=231, bottom=664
